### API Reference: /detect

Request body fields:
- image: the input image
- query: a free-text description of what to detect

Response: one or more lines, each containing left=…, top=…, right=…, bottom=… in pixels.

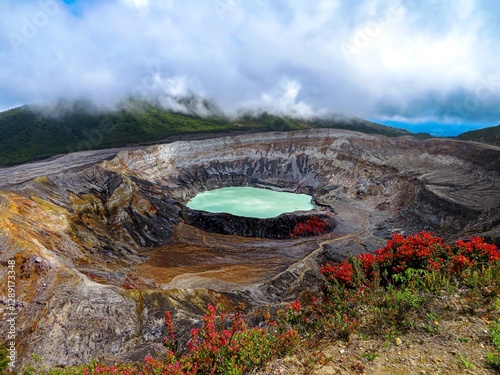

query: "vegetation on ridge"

left=4, top=232, right=499, bottom=374
left=2, top=99, right=498, bottom=168
left=0, top=99, right=423, bottom=167
left=457, top=124, right=500, bottom=147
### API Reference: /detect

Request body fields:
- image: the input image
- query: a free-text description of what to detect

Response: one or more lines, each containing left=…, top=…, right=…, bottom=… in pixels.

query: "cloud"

left=242, top=78, right=320, bottom=118
left=121, top=0, right=150, bottom=9
left=0, top=0, right=498, bottom=128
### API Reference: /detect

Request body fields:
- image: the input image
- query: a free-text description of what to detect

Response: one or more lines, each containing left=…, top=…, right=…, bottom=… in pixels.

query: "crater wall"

left=0, top=129, right=498, bottom=367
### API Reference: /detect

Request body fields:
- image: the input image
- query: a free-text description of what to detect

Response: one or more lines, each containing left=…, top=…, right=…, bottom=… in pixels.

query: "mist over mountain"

left=1, top=0, right=499, bottom=133
left=0, top=97, right=429, bottom=167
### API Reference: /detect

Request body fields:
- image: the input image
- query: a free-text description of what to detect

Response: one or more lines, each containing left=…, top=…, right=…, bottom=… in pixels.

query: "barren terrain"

left=0, top=129, right=499, bottom=369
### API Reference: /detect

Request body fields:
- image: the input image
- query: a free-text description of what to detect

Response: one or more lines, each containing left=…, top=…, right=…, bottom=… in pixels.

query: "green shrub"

left=0, top=344, right=9, bottom=374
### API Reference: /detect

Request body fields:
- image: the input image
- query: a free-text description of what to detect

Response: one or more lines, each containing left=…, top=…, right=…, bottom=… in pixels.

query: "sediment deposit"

left=0, top=129, right=499, bottom=367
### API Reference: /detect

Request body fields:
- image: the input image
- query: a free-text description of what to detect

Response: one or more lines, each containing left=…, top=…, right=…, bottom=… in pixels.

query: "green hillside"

left=307, top=116, right=433, bottom=138
left=457, top=125, right=500, bottom=147
left=0, top=100, right=237, bottom=166
left=0, top=99, right=427, bottom=166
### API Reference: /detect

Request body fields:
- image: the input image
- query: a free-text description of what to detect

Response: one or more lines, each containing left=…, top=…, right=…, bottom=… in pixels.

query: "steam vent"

left=1, top=129, right=499, bottom=367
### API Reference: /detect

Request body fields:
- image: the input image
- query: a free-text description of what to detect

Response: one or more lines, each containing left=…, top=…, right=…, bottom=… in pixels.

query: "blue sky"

left=1, top=0, right=499, bottom=136
left=372, top=120, right=490, bottom=137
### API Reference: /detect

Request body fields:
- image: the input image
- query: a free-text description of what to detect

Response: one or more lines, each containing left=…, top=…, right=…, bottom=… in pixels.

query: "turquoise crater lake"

left=186, top=187, right=315, bottom=219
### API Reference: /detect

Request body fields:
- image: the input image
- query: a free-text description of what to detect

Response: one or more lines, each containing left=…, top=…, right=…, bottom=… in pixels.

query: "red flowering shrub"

left=290, top=300, right=301, bottom=312
left=321, top=232, right=500, bottom=288
left=368, top=231, right=446, bottom=282
left=184, top=303, right=300, bottom=374
left=82, top=364, right=135, bottom=375
left=455, top=236, right=500, bottom=263
left=290, top=217, right=331, bottom=237
left=320, top=260, right=354, bottom=285
left=78, top=303, right=301, bottom=375
left=164, top=311, right=176, bottom=350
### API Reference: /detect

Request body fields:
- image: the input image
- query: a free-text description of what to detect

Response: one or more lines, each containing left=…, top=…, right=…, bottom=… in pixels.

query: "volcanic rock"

left=0, top=129, right=498, bottom=367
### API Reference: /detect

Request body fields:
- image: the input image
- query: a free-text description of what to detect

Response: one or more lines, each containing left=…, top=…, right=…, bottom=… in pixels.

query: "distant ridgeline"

left=0, top=98, right=434, bottom=166
left=457, top=125, right=500, bottom=147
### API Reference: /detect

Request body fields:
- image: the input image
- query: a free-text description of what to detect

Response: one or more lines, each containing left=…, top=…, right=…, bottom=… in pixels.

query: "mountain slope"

left=0, top=100, right=424, bottom=166
left=457, top=124, right=500, bottom=146
left=0, top=101, right=236, bottom=166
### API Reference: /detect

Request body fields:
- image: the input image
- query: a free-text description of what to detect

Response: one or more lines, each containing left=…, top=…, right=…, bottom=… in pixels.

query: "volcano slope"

left=0, top=129, right=499, bottom=368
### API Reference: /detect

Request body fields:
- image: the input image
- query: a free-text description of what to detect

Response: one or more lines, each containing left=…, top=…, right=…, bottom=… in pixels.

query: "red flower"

left=290, top=217, right=331, bottom=237
left=359, top=253, right=374, bottom=271
left=321, top=260, right=354, bottom=286
left=290, top=300, right=302, bottom=312
left=164, top=311, right=175, bottom=343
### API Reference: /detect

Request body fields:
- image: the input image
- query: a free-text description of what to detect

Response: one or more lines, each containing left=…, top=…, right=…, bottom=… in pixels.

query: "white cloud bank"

left=0, top=0, right=499, bottom=126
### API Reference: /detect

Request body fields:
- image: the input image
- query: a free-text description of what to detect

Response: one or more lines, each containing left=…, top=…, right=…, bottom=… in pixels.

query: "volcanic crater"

left=182, top=186, right=336, bottom=239
left=0, top=129, right=499, bottom=367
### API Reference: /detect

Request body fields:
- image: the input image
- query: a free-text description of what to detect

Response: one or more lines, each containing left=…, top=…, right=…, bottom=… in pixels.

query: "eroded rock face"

left=181, top=208, right=336, bottom=239
left=0, top=129, right=499, bottom=367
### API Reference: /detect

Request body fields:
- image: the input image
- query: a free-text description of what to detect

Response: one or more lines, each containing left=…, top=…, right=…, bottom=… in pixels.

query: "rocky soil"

left=258, top=294, right=499, bottom=375
left=0, top=129, right=499, bottom=368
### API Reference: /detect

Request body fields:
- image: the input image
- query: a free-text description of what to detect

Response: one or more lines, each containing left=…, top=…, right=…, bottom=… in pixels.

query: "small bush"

left=290, top=217, right=331, bottom=237
left=486, top=352, right=500, bottom=371
left=142, top=304, right=298, bottom=375
left=487, top=319, right=500, bottom=370
left=0, top=344, right=9, bottom=374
